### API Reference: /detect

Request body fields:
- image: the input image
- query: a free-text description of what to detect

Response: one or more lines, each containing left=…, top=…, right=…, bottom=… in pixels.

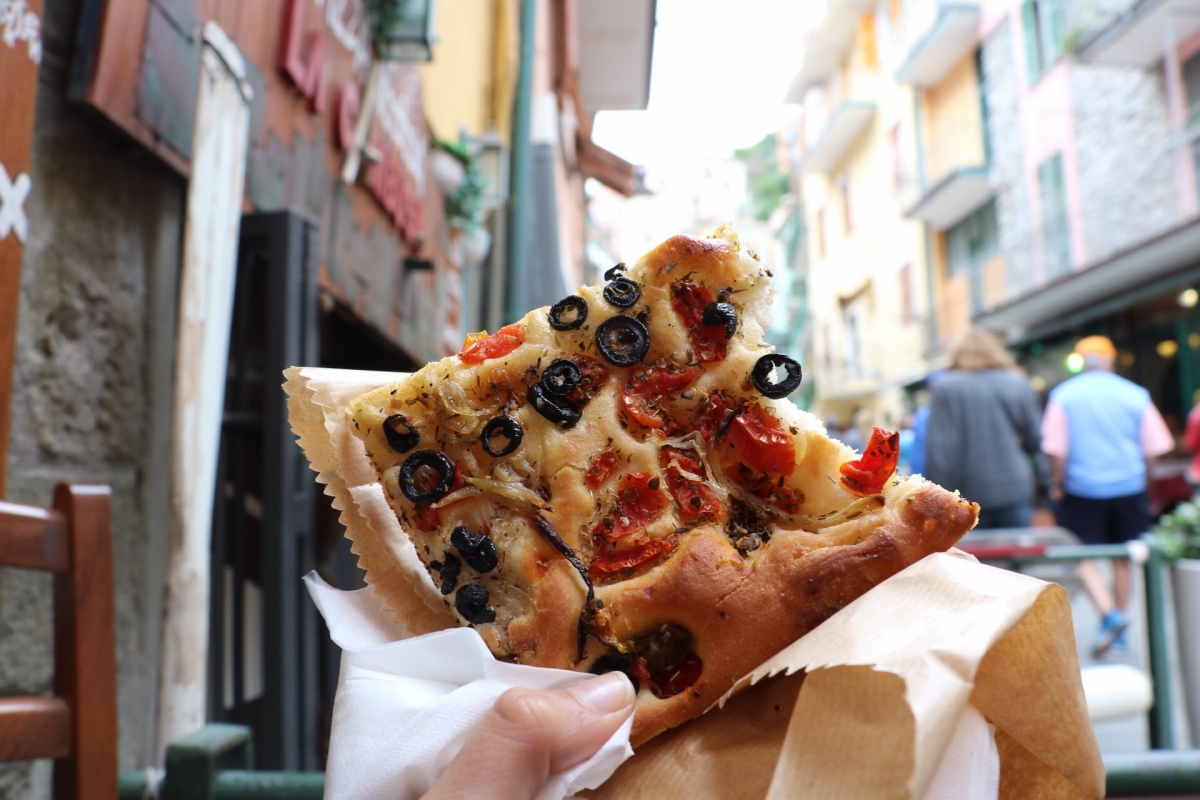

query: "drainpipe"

left=505, top=0, right=537, bottom=325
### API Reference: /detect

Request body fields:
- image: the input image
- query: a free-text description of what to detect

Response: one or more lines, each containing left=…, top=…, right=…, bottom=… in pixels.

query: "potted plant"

left=1152, top=502, right=1200, bottom=744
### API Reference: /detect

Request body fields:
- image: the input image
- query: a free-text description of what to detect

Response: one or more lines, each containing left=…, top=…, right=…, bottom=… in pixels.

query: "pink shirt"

left=1041, top=398, right=1174, bottom=459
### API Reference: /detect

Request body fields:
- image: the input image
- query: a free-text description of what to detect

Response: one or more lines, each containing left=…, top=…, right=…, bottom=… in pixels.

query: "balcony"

left=1076, top=0, right=1200, bottom=68
left=903, top=165, right=991, bottom=229
left=802, top=101, right=876, bottom=174
left=783, top=0, right=878, bottom=102
left=895, top=4, right=981, bottom=87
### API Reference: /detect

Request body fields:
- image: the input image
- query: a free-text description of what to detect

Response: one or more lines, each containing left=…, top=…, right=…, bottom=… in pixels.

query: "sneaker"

left=1092, top=610, right=1128, bottom=658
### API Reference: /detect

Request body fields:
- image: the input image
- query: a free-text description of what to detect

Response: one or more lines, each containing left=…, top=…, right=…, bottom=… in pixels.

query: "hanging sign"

left=0, top=0, right=43, bottom=494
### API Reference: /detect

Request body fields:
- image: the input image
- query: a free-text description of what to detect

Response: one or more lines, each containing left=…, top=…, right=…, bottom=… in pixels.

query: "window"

left=857, top=13, right=878, bottom=69
left=842, top=300, right=864, bottom=379
left=1037, top=154, right=1071, bottom=279
left=1021, top=0, right=1065, bottom=84
left=898, top=263, right=915, bottom=324
left=888, top=123, right=909, bottom=193
left=816, top=207, right=827, bottom=259
left=837, top=173, right=853, bottom=235
left=946, top=199, right=999, bottom=314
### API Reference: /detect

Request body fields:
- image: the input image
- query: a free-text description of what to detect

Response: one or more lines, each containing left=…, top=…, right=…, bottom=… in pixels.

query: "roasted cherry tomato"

left=726, top=405, right=796, bottom=476
left=620, top=366, right=695, bottom=429
left=459, top=322, right=525, bottom=364
left=659, top=447, right=725, bottom=523
left=670, top=282, right=727, bottom=363
left=565, top=355, right=610, bottom=408
left=696, top=392, right=738, bottom=439
left=585, top=448, right=621, bottom=490
left=839, top=427, right=900, bottom=495
left=649, top=651, right=703, bottom=699
left=589, top=536, right=677, bottom=579
left=412, top=505, right=440, bottom=532
left=725, top=462, right=803, bottom=513
left=596, top=472, right=669, bottom=540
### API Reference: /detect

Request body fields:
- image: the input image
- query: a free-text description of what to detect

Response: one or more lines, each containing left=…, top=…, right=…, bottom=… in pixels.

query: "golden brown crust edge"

left=592, top=477, right=978, bottom=747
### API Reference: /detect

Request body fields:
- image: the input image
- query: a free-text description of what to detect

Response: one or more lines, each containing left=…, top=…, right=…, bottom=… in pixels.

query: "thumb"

left=423, top=673, right=635, bottom=800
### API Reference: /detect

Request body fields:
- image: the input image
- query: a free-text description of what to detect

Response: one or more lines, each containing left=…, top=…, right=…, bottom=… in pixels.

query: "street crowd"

left=832, top=331, right=1190, bottom=660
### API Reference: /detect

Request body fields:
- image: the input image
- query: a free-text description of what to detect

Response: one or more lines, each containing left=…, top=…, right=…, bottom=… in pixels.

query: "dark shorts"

left=1057, top=492, right=1149, bottom=545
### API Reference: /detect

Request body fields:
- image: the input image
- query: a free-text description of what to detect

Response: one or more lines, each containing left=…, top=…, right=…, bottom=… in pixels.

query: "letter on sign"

left=280, top=0, right=326, bottom=112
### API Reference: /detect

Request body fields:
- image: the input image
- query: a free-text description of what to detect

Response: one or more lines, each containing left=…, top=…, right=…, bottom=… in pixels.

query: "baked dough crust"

left=343, top=226, right=979, bottom=745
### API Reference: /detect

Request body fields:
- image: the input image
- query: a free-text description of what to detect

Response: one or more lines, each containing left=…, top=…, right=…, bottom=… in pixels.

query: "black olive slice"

left=382, top=414, right=420, bottom=453
left=595, top=316, right=650, bottom=367
left=589, top=652, right=640, bottom=692
left=549, top=295, right=588, bottom=330
left=398, top=450, right=456, bottom=504
left=603, top=277, right=640, bottom=308
left=529, top=383, right=583, bottom=429
left=750, top=354, right=803, bottom=399
left=451, top=525, right=499, bottom=573
left=603, top=262, right=627, bottom=281
left=481, top=415, right=523, bottom=457
left=455, top=584, right=496, bottom=624
left=541, top=359, right=582, bottom=397
left=434, top=553, right=461, bottom=595
left=701, top=301, right=738, bottom=340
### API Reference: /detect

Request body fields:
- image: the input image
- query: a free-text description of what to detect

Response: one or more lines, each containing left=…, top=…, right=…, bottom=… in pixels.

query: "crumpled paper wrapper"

left=285, top=366, right=1105, bottom=799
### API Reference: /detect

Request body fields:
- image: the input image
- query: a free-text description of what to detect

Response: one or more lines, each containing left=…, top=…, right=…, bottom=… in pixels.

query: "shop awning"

left=895, top=4, right=982, bottom=87
left=576, top=135, right=646, bottom=197
left=974, top=215, right=1200, bottom=341
left=1076, top=0, right=1200, bottom=67
left=578, top=0, right=656, bottom=111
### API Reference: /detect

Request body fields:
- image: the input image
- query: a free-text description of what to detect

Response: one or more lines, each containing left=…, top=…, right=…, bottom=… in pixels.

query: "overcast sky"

left=592, top=0, right=813, bottom=181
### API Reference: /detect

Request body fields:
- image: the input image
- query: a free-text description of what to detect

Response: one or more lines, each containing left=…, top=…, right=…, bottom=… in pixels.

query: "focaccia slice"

left=347, top=225, right=978, bottom=745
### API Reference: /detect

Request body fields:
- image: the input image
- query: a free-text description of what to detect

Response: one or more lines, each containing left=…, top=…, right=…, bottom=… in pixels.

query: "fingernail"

left=569, top=673, right=635, bottom=714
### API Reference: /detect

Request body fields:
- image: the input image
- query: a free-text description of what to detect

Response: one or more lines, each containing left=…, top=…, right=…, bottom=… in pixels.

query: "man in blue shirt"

left=1042, top=336, right=1174, bottom=657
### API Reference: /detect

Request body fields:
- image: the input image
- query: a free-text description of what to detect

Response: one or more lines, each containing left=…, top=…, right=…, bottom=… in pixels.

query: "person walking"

left=1042, top=335, right=1174, bottom=657
left=925, top=329, right=1042, bottom=528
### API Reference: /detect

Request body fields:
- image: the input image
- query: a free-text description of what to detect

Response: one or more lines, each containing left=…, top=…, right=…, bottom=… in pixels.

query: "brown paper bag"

left=285, top=366, right=1104, bottom=800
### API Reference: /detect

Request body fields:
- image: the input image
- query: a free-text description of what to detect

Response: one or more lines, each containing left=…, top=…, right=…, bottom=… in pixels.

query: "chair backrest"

left=0, top=484, right=118, bottom=800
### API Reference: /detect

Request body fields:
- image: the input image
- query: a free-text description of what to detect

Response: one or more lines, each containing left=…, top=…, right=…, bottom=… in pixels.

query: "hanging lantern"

left=370, top=0, right=438, bottom=62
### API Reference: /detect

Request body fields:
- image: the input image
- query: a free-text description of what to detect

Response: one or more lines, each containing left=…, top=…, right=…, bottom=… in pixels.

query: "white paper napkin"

left=304, top=573, right=635, bottom=800
left=306, top=572, right=998, bottom=800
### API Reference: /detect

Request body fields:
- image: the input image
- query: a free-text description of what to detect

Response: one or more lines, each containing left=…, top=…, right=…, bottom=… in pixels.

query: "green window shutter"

left=1021, top=0, right=1042, bottom=83
left=1041, top=0, right=1065, bottom=65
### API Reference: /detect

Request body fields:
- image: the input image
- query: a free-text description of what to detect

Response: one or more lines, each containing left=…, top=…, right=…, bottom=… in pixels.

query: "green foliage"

left=1153, top=502, right=1200, bottom=562
left=734, top=133, right=789, bottom=222
left=437, top=140, right=486, bottom=233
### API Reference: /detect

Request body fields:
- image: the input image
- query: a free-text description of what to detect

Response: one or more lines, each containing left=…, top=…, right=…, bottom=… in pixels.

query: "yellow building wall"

left=920, top=56, right=985, bottom=185
left=421, top=0, right=516, bottom=142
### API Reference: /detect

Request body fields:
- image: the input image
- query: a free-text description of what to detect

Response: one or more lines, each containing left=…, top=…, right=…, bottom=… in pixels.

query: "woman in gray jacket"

left=925, top=329, right=1042, bottom=529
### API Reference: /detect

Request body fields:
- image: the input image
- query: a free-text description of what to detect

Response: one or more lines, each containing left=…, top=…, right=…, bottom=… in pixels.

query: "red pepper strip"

left=588, top=536, right=677, bottom=579
left=727, top=405, right=796, bottom=476
left=585, top=448, right=621, bottom=490
left=459, top=322, right=525, bottom=364
left=620, top=366, right=695, bottom=429
left=596, top=472, right=669, bottom=540
left=412, top=506, right=439, bottom=532
left=659, top=447, right=725, bottom=523
left=670, top=282, right=727, bottom=363
left=839, top=427, right=900, bottom=495
left=649, top=651, right=703, bottom=699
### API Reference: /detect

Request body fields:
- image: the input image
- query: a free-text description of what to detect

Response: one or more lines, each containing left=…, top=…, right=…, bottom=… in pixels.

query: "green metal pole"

left=1144, top=543, right=1176, bottom=749
left=1105, top=750, right=1200, bottom=795
left=504, top=0, right=537, bottom=325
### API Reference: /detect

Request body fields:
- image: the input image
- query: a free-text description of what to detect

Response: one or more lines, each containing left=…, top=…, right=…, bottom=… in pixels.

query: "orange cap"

left=1074, top=335, right=1117, bottom=360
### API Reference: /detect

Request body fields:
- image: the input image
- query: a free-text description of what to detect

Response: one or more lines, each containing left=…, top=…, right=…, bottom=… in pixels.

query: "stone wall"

left=1069, top=63, right=1178, bottom=264
left=980, top=17, right=1040, bottom=301
left=1, top=0, right=183, bottom=795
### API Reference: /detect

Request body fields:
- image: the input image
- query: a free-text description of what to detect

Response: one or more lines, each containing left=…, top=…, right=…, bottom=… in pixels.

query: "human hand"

left=422, top=673, right=636, bottom=800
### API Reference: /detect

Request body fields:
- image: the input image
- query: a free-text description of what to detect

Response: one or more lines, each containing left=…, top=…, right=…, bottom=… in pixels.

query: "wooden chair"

left=0, top=484, right=118, bottom=800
